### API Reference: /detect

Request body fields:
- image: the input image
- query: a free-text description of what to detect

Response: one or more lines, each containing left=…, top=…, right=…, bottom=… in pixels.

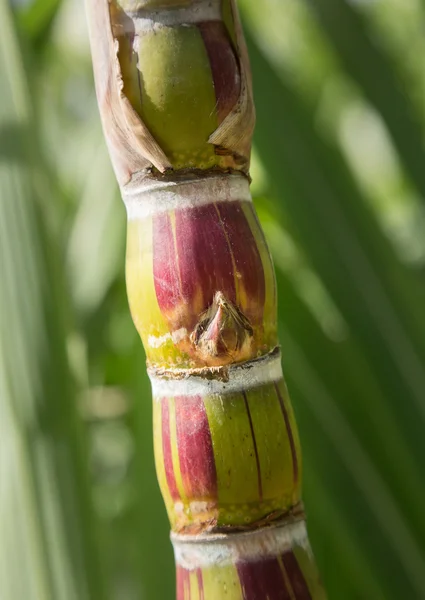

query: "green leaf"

left=17, top=0, right=62, bottom=48
left=0, top=2, right=106, bottom=598
left=245, top=16, right=425, bottom=599
left=308, top=0, right=425, bottom=208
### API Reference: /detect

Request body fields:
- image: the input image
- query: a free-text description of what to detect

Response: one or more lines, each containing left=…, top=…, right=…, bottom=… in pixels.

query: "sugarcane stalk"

left=86, top=1, right=326, bottom=597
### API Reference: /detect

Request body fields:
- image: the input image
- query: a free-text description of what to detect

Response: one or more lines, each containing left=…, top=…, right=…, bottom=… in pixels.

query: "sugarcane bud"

left=191, top=292, right=253, bottom=366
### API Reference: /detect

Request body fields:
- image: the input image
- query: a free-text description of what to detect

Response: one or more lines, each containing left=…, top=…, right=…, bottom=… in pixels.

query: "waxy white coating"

left=124, top=174, right=252, bottom=220
left=122, top=0, right=222, bottom=32
left=149, top=351, right=284, bottom=397
left=172, top=519, right=310, bottom=570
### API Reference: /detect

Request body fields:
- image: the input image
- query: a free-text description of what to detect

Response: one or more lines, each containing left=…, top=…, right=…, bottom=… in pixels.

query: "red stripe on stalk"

left=237, top=556, right=292, bottom=600
left=173, top=203, right=236, bottom=321
left=246, top=205, right=278, bottom=312
left=215, top=202, right=266, bottom=321
left=176, top=566, right=185, bottom=600
left=176, top=565, right=193, bottom=600
left=153, top=212, right=183, bottom=314
left=197, top=21, right=241, bottom=123
left=153, top=202, right=266, bottom=362
left=282, top=553, right=313, bottom=600
left=161, top=398, right=181, bottom=501
left=196, top=568, right=205, bottom=600
left=175, top=395, right=217, bottom=500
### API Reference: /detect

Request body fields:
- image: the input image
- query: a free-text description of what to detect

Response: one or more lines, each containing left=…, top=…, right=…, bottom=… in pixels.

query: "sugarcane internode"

left=87, top=0, right=326, bottom=597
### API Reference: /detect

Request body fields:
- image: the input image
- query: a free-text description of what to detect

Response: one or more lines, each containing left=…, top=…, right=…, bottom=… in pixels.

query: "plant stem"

left=86, top=0, right=326, bottom=597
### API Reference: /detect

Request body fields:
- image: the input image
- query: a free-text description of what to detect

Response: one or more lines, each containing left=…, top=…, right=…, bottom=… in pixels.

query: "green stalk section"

left=86, top=0, right=326, bottom=597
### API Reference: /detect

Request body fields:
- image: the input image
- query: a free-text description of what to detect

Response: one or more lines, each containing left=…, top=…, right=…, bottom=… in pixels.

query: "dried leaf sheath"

left=86, top=0, right=326, bottom=598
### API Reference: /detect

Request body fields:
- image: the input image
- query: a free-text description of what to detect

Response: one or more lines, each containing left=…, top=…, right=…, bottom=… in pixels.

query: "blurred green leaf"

left=66, top=137, right=125, bottom=317
left=245, top=12, right=425, bottom=599
left=0, top=2, right=106, bottom=598
left=308, top=0, right=425, bottom=208
left=264, top=247, right=425, bottom=598
left=17, top=0, right=62, bottom=49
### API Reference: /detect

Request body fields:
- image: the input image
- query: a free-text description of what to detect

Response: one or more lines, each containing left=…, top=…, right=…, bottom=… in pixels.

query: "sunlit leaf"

left=0, top=2, right=106, bottom=598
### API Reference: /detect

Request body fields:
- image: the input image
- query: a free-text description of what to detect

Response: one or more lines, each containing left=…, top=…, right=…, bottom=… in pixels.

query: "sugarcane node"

left=116, top=0, right=202, bottom=9
left=144, top=166, right=251, bottom=181
left=174, top=502, right=306, bottom=536
left=148, top=363, right=231, bottom=382
left=176, top=518, right=219, bottom=536
left=212, top=145, right=248, bottom=167
left=213, top=145, right=234, bottom=157
left=190, top=291, right=253, bottom=365
left=147, top=346, right=281, bottom=382
left=203, top=502, right=307, bottom=535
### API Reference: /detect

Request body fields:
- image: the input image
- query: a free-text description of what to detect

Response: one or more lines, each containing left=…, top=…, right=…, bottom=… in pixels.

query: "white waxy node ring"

left=124, top=174, right=252, bottom=220
left=149, top=351, right=284, bottom=398
left=121, top=0, right=223, bottom=31
left=172, top=519, right=311, bottom=570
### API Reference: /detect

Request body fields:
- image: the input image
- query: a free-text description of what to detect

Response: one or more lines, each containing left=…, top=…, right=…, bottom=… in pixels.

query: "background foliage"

left=2, top=0, right=425, bottom=598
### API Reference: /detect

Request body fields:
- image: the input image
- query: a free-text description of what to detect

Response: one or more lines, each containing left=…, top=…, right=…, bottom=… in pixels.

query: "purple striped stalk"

left=86, top=0, right=326, bottom=597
